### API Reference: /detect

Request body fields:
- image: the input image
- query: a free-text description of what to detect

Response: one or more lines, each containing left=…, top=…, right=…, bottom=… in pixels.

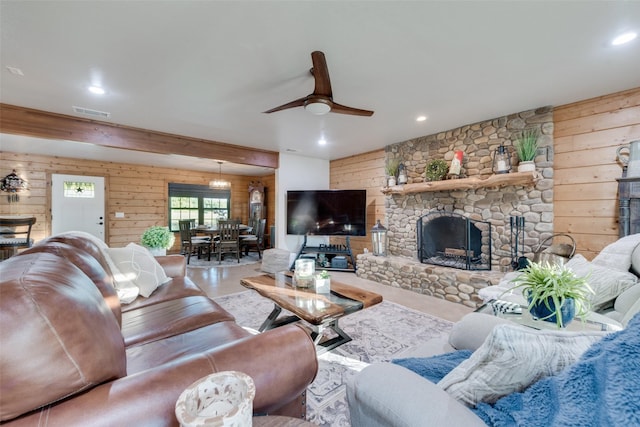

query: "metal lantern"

left=492, top=145, right=512, bottom=174
left=371, top=219, right=388, bottom=256
left=397, top=163, right=408, bottom=185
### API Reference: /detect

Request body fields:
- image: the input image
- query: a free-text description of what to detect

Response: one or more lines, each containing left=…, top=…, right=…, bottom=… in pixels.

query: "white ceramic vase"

left=315, top=277, right=331, bottom=294
left=175, top=371, right=255, bottom=427
left=517, top=161, right=536, bottom=172
left=147, top=247, right=167, bottom=256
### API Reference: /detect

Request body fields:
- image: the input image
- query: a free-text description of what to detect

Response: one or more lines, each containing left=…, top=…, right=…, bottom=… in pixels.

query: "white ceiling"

left=1, top=1, right=639, bottom=175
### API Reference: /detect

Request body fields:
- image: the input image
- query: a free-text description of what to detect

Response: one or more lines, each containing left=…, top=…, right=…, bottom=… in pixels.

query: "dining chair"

left=215, top=219, right=241, bottom=263
left=178, top=220, right=211, bottom=264
left=241, top=218, right=266, bottom=259
left=0, top=216, right=36, bottom=260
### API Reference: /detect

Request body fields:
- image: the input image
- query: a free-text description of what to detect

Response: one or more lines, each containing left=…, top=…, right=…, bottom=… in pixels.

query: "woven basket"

left=532, top=233, right=576, bottom=266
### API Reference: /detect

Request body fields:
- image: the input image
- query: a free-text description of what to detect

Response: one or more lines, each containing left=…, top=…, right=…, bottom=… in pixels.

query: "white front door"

left=51, top=174, right=105, bottom=241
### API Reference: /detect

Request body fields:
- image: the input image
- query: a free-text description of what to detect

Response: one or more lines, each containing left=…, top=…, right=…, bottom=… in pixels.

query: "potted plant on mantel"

left=385, top=158, right=400, bottom=187
left=508, top=260, right=594, bottom=328
left=514, top=128, right=540, bottom=172
left=141, top=226, right=175, bottom=256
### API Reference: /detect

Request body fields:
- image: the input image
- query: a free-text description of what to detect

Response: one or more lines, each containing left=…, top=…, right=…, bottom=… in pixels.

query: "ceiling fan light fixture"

left=304, top=100, right=331, bottom=115
left=209, top=161, right=231, bottom=189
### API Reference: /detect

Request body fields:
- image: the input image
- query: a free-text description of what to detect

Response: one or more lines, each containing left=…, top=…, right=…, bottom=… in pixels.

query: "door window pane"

left=63, top=181, right=95, bottom=198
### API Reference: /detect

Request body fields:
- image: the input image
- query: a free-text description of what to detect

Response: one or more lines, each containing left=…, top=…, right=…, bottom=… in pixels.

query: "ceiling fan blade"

left=311, top=51, right=332, bottom=97
left=263, top=96, right=307, bottom=114
left=329, top=102, right=374, bottom=117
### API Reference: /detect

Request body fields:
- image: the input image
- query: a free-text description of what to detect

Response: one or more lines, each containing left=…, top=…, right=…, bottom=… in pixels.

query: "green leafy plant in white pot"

left=141, top=226, right=175, bottom=256
left=314, top=270, right=331, bottom=294
left=385, top=158, right=400, bottom=187
left=509, top=260, right=594, bottom=328
left=514, top=128, right=540, bottom=172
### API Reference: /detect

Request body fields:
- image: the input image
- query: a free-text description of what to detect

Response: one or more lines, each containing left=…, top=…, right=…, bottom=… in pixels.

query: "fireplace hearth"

left=417, top=211, right=491, bottom=270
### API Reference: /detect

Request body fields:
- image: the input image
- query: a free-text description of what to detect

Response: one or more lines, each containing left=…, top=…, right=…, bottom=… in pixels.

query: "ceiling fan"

left=264, top=51, right=374, bottom=117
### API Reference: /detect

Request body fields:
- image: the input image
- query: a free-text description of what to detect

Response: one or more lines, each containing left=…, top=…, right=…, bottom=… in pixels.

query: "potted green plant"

left=514, top=129, right=540, bottom=172
left=385, top=158, right=400, bottom=187
left=425, top=159, right=449, bottom=181
left=508, top=261, right=594, bottom=328
left=141, top=226, right=175, bottom=256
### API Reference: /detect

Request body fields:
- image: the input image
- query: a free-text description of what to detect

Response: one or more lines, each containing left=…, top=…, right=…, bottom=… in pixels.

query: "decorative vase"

left=387, top=176, right=396, bottom=187
left=529, top=297, right=575, bottom=327
left=517, top=161, right=536, bottom=172
left=294, top=258, right=315, bottom=288
left=175, top=371, right=255, bottom=427
left=147, top=247, right=166, bottom=256
left=314, top=277, right=331, bottom=294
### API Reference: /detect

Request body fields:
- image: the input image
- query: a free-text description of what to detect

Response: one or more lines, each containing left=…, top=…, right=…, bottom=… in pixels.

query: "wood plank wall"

left=330, top=87, right=640, bottom=261
left=330, top=150, right=386, bottom=256
left=554, top=87, right=640, bottom=259
left=0, top=151, right=275, bottom=249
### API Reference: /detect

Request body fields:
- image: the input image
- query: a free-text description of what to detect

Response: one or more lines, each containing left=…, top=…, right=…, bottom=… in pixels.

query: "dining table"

left=192, top=224, right=252, bottom=238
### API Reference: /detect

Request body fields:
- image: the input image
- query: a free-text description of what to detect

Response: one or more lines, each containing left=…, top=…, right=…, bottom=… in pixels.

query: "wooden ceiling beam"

left=0, top=103, right=279, bottom=169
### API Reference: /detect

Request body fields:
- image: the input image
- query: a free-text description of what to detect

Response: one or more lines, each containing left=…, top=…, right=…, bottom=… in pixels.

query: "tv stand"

left=290, top=235, right=356, bottom=273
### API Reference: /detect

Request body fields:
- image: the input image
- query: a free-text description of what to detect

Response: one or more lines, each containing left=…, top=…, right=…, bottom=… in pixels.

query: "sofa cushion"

left=0, top=253, right=126, bottom=422
left=566, top=254, right=637, bottom=310
left=106, top=243, right=171, bottom=298
left=22, top=241, right=123, bottom=325
left=38, top=231, right=113, bottom=276
left=121, top=296, right=235, bottom=347
left=121, top=276, right=206, bottom=312
left=438, top=323, right=605, bottom=407
left=126, top=321, right=250, bottom=374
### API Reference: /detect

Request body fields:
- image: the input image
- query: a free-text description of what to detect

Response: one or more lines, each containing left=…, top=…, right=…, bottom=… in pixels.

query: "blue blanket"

left=473, top=313, right=640, bottom=426
left=392, top=350, right=472, bottom=384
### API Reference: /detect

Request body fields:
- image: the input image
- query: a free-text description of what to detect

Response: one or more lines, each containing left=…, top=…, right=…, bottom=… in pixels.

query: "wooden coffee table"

left=240, top=272, right=382, bottom=353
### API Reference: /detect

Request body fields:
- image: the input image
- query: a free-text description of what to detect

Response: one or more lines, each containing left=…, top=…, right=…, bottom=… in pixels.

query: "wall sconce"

left=492, top=146, right=512, bottom=174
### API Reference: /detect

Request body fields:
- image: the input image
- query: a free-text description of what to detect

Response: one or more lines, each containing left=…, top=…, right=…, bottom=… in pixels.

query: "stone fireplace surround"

left=356, top=106, right=554, bottom=308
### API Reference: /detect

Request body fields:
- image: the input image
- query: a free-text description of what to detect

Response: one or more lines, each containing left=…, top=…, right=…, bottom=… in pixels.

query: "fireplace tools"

left=510, top=216, right=528, bottom=270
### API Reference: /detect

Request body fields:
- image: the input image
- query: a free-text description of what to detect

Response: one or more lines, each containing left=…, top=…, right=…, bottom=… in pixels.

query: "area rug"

left=186, top=252, right=261, bottom=268
left=214, top=290, right=453, bottom=426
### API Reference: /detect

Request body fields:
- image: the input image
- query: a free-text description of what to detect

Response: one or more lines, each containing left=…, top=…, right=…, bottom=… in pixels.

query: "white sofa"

left=347, top=235, right=640, bottom=426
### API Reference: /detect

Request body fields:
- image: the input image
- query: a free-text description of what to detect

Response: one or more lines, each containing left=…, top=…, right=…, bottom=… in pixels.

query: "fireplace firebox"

left=417, top=211, right=491, bottom=270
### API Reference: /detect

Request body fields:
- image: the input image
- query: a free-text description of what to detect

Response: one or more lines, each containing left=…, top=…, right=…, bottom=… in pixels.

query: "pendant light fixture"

left=209, top=161, right=231, bottom=190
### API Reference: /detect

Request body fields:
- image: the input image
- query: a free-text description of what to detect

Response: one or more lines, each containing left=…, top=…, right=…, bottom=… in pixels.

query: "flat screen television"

left=286, top=190, right=367, bottom=236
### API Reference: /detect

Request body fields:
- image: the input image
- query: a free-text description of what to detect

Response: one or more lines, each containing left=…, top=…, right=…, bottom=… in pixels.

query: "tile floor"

left=187, top=262, right=473, bottom=323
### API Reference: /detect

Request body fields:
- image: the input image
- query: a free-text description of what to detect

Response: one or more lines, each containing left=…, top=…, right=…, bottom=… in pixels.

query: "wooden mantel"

left=381, top=171, right=540, bottom=195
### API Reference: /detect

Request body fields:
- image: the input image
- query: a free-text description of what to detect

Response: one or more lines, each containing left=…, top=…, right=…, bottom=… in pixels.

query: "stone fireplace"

left=417, top=211, right=491, bottom=270
left=356, top=106, right=554, bottom=307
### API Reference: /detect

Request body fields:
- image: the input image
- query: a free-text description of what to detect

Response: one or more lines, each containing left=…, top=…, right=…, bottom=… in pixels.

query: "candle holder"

left=493, top=145, right=512, bottom=174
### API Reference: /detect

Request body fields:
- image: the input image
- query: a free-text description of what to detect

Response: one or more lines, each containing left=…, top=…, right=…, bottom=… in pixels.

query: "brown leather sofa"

left=0, top=233, right=318, bottom=425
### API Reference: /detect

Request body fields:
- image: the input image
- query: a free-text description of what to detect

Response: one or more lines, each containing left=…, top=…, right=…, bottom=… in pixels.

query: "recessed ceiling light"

left=88, top=85, right=106, bottom=95
left=318, top=138, right=327, bottom=145
left=612, top=31, right=637, bottom=46
left=416, top=115, right=427, bottom=122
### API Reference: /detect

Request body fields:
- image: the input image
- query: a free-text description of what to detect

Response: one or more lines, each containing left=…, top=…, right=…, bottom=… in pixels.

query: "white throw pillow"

left=438, top=324, right=604, bottom=407
left=102, top=248, right=140, bottom=304
left=105, top=243, right=170, bottom=298
left=566, top=254, right=637, bottom=310
left=592, top=233, right=640, bottom=272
